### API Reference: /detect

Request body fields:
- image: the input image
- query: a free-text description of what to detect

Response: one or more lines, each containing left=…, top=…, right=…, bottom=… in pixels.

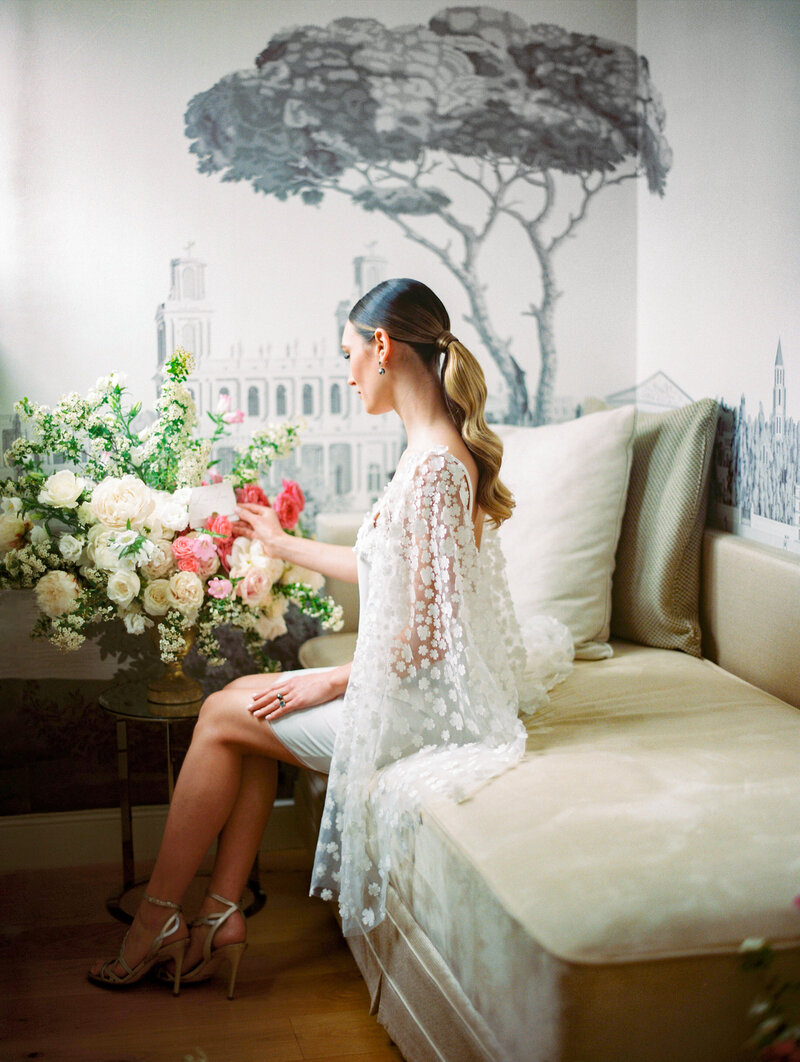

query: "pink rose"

left=196, top=553, right=220, bottom=579
left=207, top=577, right=233, bottom=599
left=215, top=394, right=232, bottom=414
left=223, top=410, right=245, bottom=424
left=172, top=534, right=199, bottom=572
left=217, top=538, right=234, bottom=573
left=235, top=483, right=269, bottom=507
left=280, top=478, right=305, bottom=509
left=236, top=567, right=273, bottom=608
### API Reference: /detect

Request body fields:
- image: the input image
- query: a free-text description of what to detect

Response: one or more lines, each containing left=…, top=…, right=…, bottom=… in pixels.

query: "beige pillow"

left=610, top=398, right=719, bottom=655
left=497, top=407, right=636, bottom=659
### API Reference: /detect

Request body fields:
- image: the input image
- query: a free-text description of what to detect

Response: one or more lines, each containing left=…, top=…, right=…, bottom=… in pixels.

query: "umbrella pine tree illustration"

left=185, top=7, right=671, bottom=424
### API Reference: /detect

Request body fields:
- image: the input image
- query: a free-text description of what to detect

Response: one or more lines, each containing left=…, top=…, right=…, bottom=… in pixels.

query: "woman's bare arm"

left=236, top=503, right=359, bottom=584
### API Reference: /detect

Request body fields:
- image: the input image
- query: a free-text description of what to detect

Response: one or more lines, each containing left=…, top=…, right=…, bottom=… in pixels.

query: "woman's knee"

left=195, top=690, right=242, bottom=740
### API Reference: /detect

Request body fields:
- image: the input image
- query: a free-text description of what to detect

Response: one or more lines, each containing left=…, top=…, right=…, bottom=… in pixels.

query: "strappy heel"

left=88, top=894, right=189, bottom=994
left=159, top=891, right=247, bottom=999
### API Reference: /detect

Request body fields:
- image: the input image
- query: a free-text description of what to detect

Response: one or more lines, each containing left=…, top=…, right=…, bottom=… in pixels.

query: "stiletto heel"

left=88, top=894, right=189, bottom=991
left=158, top=891, right=247, bottom=999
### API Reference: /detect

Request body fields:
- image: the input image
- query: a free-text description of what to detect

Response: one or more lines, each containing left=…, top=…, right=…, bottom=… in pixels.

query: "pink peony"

left=223, top=409, right=245, bottom=424
left=207, top=577, right=233, bottom=599
left=191, top=533, right=217, bottom=563
left=172, top=534, right=200, bottom=572
left=235, top=483, right=269, bottom=507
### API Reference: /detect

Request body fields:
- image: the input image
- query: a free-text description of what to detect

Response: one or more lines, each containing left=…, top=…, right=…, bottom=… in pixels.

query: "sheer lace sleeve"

left=310, top=447, right=571, bottom=937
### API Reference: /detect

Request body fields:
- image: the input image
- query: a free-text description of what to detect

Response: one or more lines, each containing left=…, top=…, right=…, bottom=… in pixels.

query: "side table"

left=98, top=681, right=266, bottom=923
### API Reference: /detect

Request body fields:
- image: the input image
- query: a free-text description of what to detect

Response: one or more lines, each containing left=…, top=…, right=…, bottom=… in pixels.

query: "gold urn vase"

left=147, top=625, right=204, bottom=714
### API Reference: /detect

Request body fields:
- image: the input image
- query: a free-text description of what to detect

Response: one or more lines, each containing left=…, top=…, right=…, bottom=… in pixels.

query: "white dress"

left=274, top=445, right=573, bottom=936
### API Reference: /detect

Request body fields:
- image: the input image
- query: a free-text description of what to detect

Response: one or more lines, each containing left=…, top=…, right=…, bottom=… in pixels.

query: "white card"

left=188, top=482, right=238, bottom=527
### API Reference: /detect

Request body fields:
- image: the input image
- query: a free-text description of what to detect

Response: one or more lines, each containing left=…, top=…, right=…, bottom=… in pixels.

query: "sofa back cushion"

left=497, top=406, right=635, bottom=659
left=610, top=398, right=718, bottom=655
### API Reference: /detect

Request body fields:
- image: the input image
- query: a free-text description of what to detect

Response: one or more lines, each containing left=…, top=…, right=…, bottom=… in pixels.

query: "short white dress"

left=268, top=519, right=374, bottom=774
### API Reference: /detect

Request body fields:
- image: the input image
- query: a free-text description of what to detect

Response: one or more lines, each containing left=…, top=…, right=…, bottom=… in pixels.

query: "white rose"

left=122, top=609, right=150, bottom=634
left=252, top=613, right=288, bottom=641
left=152, top=491, right=189, bottom=533
left=143, top=579, right=171, bottom=616
left=77, top=501, right=97, bottom=526
left=35, top=570, right=80, bottom=618
left=58, top=533, right=85, bottom=563
left=0, top=496, right=22, bottom=515
left=229, top=538, right=284, bottom=585
left=106, top=568, right=140, bottom=607
left=30, top=525, right=50, bottom=548
left=90, top=475, right=155, bottom=531
left=280, top=564, right=325, bottom=592
left=38, top=469, right=86, bottom=509
left=166, top=570, right=204, bottom=618
left=0, top=513, right=28, bottom=553
left=88, top=528, right=128, bottom=571
left=140, top=539, right=175, bottom=579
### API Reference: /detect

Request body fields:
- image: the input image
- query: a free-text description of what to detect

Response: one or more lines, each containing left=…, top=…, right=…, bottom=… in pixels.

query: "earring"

left=378, top=362, right=386, bottom=375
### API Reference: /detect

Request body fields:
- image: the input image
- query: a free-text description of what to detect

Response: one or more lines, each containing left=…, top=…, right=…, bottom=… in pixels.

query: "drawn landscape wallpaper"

left=1, top=0, right=799, bottom=813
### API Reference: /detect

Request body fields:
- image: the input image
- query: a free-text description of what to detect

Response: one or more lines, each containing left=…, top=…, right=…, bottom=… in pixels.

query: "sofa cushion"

left=374, top=640, right=800, bottom=1059
left=497, top=407, right=635, bottom=659
left=611, top=398, right=718, bottom=655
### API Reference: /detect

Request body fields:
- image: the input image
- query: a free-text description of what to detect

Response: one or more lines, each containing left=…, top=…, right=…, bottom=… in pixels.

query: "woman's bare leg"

left=90, top=674, right=301, bottom=978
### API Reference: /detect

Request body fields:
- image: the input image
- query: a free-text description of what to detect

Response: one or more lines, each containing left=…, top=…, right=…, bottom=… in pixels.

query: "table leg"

left=116, top=718, right=135, bottom=891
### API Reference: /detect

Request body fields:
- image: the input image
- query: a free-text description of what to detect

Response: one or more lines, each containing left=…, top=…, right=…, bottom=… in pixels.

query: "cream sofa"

left=296, top=404, right=800, bottom=1062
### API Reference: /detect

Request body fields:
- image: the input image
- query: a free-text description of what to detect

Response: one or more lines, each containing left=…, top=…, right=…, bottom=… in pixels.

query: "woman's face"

left=341, top=319, right=391, bottom=415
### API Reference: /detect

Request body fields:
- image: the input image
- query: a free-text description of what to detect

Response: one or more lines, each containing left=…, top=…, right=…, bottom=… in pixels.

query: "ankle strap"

left=207, top=891, right=242, bottom=910
left=145, top=893, right=181, bottom=911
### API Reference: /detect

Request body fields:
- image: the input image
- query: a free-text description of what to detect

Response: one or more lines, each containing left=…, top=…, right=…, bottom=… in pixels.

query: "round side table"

left=98, top=681, right=266, bottom=923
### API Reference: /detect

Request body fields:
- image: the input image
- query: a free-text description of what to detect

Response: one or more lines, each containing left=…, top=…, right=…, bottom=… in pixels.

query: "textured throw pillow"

left=497, top=406, right=636, bottom=660
left=610, top=398, right=719, bottom=655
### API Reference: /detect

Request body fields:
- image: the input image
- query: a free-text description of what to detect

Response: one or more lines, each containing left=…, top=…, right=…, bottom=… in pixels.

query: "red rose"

left=217, top=537, right=234, bottom=573
left=273, top=492, right=302, bottom=530
left=280, top=478, right=305, bottom=510
left=205, top=514, right=234, bottom=548
left=235, top=483, right=269, bottom=507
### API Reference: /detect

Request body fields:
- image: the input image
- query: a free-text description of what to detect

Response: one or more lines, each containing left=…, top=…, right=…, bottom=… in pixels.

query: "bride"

left=89, top=277, right=572, bottom=996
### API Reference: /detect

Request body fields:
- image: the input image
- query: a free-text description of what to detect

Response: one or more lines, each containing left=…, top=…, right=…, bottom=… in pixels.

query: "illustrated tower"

left=154, top=243, right=213, bottom=378
left=335, top=245, right=387, bottom=348
left=772, top=338, right=786, bottom=438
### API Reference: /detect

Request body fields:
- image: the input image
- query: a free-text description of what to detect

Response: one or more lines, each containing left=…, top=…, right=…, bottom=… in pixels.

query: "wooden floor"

left=0, top=851, right=405, bottom=1062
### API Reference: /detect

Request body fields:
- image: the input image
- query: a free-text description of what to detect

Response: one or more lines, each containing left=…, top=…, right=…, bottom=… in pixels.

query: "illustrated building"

left=772, top=339, right=786, bottom=438
left=155, top=247, right=406, bottom=514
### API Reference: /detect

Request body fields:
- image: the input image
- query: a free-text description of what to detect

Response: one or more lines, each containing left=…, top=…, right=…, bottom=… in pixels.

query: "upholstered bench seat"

left=297, top=639, right=800, bottom=1062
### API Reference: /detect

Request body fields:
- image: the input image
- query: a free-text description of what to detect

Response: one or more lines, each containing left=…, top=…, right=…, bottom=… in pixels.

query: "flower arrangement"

left=0, top=349, right=343, bottom=670
left=741, top=896, right=800, bottom=1060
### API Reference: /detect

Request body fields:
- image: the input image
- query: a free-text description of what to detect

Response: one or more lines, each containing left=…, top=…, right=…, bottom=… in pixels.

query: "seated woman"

left=89, top=277, right=571, bottom=996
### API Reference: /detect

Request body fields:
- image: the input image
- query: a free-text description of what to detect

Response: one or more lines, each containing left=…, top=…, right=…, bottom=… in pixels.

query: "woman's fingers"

left=249, top=682, right=293, bottom=720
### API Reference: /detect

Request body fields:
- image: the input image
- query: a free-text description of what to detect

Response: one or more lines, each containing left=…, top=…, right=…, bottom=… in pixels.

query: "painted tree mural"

left=185, top=6, right=671, bottom=424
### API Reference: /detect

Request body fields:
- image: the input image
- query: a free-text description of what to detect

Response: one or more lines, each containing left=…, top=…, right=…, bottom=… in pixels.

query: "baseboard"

left=0, top=798, right=303, bottom=872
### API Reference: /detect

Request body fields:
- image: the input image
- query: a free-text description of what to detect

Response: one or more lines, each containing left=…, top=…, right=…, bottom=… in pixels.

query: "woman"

left=89, top=278, right=571, bottom=995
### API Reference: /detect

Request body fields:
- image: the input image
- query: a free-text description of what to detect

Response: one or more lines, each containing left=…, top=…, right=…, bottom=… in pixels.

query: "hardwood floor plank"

left=0, top=857, right=404, bottom=1062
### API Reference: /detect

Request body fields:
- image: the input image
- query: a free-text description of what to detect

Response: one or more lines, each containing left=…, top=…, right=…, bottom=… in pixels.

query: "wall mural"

left=184, top=7, right=671, bottom=425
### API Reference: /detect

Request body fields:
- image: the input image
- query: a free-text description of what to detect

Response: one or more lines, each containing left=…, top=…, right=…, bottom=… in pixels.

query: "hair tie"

left=436, top=330, right=456, bottom=351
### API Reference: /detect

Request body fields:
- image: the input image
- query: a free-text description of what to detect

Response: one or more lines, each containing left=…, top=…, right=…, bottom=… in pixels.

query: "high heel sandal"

left=88, top=894, right=189, bottom=994
left=158, top=891, right=247, bottom=1000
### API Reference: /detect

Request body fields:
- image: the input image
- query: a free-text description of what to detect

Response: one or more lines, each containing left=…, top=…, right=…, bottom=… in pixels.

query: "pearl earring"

left=378, top=363, right=386, bottom=375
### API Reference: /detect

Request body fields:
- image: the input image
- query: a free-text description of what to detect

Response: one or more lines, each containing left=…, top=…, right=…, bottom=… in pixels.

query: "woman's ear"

left=373, top=328, right=392, bottom=367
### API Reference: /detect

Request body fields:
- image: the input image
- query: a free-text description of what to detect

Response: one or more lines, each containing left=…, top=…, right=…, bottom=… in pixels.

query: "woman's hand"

left=235, top=502, right=284, bottom=552
left=248, top=671, right=339, bottom=721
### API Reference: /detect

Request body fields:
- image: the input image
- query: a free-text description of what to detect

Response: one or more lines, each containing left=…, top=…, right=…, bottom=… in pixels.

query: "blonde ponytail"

left=440, top=338, right=514, bottom=529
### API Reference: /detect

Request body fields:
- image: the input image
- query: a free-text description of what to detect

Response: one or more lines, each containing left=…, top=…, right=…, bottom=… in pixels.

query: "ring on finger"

left=277, top=693, right=285, bottom=708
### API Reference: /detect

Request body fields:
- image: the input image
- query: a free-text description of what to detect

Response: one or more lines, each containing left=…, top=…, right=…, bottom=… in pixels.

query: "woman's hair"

left=349, top=278, right=514, bottom=528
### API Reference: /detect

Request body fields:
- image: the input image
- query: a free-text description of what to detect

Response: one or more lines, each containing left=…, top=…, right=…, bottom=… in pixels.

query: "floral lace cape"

left=310, top=446, right=573, bottom=936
